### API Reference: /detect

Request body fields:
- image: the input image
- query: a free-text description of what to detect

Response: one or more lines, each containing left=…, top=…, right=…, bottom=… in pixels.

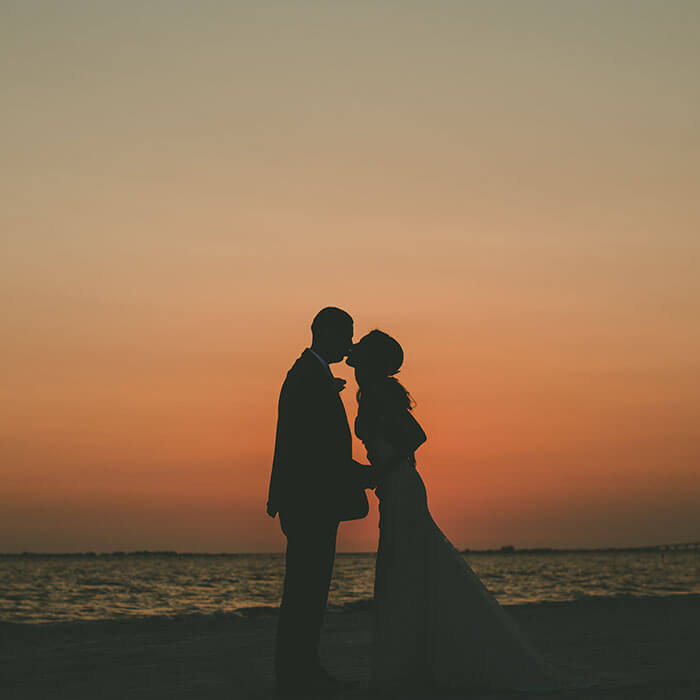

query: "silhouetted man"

left=267, top=307, right=374, bottom=696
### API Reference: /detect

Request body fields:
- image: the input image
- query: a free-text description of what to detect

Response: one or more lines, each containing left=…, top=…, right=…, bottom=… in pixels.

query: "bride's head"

left=346, top=330, right=402, bottom=376
left=347, top=330, right=413, bottom=410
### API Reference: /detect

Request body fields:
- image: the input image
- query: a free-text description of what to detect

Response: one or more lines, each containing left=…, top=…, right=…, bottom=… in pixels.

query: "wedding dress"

left=362, top=429, right=564, bottom=693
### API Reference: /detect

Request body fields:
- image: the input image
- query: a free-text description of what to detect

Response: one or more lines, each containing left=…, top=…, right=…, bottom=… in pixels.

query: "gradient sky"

left=2, top=1, right=699, bottom=552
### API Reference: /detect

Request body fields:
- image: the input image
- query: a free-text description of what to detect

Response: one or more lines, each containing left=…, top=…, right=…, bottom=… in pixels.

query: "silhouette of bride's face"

left=346, top=331, right=403, bottom=377
left=345, top=336, right=366, bottom=369
left=346, top=334, right=377, bottom=374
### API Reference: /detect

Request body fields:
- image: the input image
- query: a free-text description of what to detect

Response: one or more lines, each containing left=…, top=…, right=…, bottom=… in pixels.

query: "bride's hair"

left=354, top=330, right=414, bottom=414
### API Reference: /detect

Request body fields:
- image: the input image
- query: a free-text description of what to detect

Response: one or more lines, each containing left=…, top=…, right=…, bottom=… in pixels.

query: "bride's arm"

left=361, top=405, right=427, bottom=484
left=365, top=430, right=413, bottom=486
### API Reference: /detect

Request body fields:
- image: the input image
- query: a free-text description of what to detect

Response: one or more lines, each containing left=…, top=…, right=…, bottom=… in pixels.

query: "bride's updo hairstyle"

left=348, top=330, right=414, bottom=415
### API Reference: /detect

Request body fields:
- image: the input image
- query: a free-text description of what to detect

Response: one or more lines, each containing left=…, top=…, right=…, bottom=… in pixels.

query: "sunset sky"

left=2, top=1, right=699, bottom=552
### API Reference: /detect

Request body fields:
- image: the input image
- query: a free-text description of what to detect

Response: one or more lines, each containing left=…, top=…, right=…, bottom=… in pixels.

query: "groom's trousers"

left=276, top=512, right=339, bottom=684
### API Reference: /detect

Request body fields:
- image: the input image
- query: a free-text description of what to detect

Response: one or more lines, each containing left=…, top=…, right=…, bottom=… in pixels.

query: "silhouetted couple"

left=267, top=307, right=562, bottom=696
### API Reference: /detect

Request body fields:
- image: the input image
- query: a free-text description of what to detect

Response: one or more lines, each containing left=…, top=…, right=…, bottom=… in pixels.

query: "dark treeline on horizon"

left=1, top=542, right=698, bottom=558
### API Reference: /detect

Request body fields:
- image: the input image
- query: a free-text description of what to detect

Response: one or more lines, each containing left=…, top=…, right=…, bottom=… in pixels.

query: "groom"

left=267, top=307, right=375, bottom=696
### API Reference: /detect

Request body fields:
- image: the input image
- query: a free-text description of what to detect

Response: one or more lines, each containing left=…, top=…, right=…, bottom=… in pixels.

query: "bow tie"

left=331, top=377, right=347, bottom=393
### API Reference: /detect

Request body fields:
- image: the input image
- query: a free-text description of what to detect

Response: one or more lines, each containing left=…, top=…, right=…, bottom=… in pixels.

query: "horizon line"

left=2, top=541, right=698, bottom=557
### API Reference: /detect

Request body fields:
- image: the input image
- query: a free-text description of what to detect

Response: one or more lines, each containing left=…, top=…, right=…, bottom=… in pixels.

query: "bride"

left=346, top=330, right=564, bottom=694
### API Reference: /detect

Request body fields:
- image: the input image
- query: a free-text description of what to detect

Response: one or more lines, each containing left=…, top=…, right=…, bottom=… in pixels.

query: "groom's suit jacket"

left=267, top=349, right=366, bottom=521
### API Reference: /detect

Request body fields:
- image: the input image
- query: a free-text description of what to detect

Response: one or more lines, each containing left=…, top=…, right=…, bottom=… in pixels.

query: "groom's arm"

left=267, top=375, right=301, bottom=517
left=267, top=368, right=323, bottom=515
left=346, top=458, right=377, bottom=489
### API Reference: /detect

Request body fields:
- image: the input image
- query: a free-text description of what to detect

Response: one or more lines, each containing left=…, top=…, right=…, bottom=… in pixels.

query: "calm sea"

left=1, top=551, right=697, bottom=624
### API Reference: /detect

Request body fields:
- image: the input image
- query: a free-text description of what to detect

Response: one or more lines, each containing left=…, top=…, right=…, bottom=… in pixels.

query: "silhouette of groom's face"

left=314, top=319, right=353, bottom=364
left=325, top=320, right=354, bottom=363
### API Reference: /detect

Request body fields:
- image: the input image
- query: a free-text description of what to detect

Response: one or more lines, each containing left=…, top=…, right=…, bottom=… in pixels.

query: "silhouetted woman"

left=347, top=330, right=564, bottom=694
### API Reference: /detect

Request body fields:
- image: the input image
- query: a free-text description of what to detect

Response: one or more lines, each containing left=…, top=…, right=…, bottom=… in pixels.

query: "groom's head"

left=311, top=307, right=354, bottom=364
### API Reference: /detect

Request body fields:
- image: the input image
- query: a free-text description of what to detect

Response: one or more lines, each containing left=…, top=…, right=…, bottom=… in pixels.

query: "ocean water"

left=0, top=550, right=697, bottom=624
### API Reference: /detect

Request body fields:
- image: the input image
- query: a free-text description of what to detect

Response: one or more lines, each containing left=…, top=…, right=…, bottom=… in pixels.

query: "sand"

left=2, top=595, right=699, bottom=700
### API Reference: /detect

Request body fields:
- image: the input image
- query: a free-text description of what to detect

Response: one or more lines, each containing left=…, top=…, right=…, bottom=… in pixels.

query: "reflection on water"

left=0, top=550, right=697, bottom=623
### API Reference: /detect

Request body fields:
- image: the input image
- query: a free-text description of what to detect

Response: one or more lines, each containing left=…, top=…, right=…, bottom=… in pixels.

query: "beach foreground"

left=2, top=595, right=698, bottom=700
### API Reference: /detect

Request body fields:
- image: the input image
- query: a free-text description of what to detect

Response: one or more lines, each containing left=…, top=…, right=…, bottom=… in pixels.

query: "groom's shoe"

left=275, top=683, right=305, bottom=697
left=276, top=663, right=360, bottom=697
left=309, top=668, right=360, bottom=695
left=276, top=671, right=357, bottom=697
left=275, top=677, right=312, bottom=697
left=276, top=681, right=352, bottom=697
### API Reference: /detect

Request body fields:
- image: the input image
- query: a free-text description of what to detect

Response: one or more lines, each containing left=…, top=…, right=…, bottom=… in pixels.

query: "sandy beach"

left=2, top=594, right=698, bottom=699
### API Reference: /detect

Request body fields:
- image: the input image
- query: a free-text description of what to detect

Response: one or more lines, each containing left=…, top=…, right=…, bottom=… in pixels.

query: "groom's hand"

left=352, top=460, right=376, bottom=489
left=369, top=455, right=407, bottom=490
left=364, top=470, right=378, bottom=490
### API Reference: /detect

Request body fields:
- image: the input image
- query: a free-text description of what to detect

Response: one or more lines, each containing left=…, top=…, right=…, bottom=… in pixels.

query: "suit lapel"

left=301, top=350, right=351, bottom=441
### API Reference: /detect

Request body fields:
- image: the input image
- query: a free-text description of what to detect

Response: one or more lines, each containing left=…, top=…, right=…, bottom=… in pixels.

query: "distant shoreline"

left=1, top=543, right=698, bottom=557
